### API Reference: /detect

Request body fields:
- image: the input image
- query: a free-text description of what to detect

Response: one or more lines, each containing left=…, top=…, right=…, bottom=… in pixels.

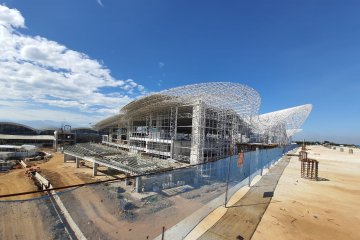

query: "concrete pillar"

left=135, top=177, right=142, bottom=193
left=93, top=162, right=98, bottom=176
left=63, top=153, right=67, bottom=163
left=190, top=101, right=204, bottom=164
left=76, top=157, right=80, bottom=168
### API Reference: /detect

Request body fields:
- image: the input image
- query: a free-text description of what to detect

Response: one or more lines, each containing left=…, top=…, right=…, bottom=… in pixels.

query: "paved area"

left=199, top=156, right=290, bottom=240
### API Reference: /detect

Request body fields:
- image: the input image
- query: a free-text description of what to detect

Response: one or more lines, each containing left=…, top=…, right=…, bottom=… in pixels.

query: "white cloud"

left=0, top=5, right=145, bottom=125
left=159, top=61, right=165, bottom=68
left=0, top=100, right=29, bottom=108
left=0, top=5, right=24, bottom=28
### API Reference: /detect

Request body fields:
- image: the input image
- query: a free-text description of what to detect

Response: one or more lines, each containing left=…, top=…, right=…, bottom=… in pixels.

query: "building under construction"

left=94, top=82, right=312, bottom=165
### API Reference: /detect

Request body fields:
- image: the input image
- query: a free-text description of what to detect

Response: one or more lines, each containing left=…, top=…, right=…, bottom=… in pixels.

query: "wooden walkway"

left=198, top=156, right=290, bottom=240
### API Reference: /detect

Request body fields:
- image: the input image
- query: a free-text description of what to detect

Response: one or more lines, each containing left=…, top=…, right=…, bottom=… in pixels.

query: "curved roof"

left=121, top=94, right=179, bottom=116
left=94, top=83, right=311, bottom=139
left=0, top=122, right=38, bottom=135
left=251, top=104, right=312, bottom=134
left=121, top=82, right=261, bottom=117
left=94, top=114, right=123, bottom=130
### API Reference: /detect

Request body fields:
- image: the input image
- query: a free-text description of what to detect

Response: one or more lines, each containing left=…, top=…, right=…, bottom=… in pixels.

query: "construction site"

left=4, top=143, right=359, bottom=240
left=0, top=82, right=316, bottom=239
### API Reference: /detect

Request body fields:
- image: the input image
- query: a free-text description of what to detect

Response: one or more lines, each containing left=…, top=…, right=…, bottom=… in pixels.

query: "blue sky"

left=0, top=1, right=359, bottom=144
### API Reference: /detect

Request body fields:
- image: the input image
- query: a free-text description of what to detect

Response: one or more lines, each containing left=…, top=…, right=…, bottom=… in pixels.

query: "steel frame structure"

left=95, top=82, right=312, bottom=164
left=250, top=104, right=312, bottom=144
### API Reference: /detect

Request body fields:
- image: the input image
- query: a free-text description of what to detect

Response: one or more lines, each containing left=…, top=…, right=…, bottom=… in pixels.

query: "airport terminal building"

left=95, top=82, right=312, bottom=165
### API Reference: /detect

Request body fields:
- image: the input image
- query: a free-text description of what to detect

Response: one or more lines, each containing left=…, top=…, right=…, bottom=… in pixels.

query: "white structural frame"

left=95, top=82, right=312, bottom=165
left=250, top=104, right=312, bottom=143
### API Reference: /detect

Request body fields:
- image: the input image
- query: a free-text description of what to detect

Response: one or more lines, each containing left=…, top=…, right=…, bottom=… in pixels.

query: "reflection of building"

left=95, top=82, right=312, bottom=164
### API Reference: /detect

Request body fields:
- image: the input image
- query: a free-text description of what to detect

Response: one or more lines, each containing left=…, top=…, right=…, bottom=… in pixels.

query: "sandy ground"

left=3, top=145, right=358, bottom=240
left=252, top=146, right=360, bottom=240
left=0, top=169, right=40, bottom=200
left=0, top=198, right=70, bottom=240
left=39, top=150, right=125, bottom=187
left=1, top=149, right=224, bottom=240
left=0, top=149, right=120, bottom=240
left=0, top=149, right=122, bottom=199
left=0, top=149, right=226, bottom=239
left=0, top=156, right=52, bottom=239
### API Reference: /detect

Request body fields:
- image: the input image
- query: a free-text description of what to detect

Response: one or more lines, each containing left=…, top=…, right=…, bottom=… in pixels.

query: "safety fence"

left=0, top=145, right=298, bottom=240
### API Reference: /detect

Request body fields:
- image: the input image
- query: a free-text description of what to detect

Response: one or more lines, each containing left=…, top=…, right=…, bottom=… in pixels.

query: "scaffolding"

left=94, top=82, right=312, bottom=165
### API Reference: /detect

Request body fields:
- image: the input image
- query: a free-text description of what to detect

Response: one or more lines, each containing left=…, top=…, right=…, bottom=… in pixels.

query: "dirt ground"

left=0, top=149, right=123, bottom=199
left=0, top=198, right=70, bottom=240
left=6, top=145, right=357, bottom=240
left=39, top=150, right=125, bottom=187
left=0, top=152, right=72, bottom=240
left=58, top=179, right=225, bottom=239
left=0, top=149, right=122, bottom=240
left=1, top=149, right=225, bottom=240
left=252, top=146, right=360, bottom=240
left=0, top=169, right=54, bottom=240
left=0, top=169, right=40, bottom=200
